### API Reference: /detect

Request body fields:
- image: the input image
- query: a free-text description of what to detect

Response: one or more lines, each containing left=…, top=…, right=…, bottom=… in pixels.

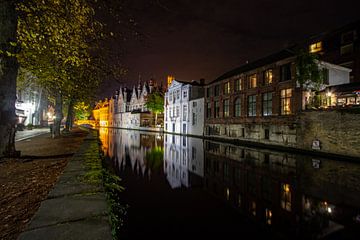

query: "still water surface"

left=99, top=128, right=360, bottom=239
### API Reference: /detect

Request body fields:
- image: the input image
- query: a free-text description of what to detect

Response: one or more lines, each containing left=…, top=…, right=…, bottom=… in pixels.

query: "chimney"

left=199, top=78, right=205, bottom=85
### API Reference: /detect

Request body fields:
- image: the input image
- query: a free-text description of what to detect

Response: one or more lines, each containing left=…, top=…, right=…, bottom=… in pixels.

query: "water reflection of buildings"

left=104, top=128, right=164, bottom=179
left=203, top=140, right=360, bottom=239
left=163, top=134, right=204, bottom=188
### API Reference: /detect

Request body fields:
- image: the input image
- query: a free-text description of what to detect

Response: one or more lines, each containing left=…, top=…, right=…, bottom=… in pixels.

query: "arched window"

left=234, top=97, right=241, bottom=117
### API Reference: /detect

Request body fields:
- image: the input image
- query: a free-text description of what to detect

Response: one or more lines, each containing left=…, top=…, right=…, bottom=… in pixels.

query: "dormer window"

left=309, top=41, right=322, bottom=53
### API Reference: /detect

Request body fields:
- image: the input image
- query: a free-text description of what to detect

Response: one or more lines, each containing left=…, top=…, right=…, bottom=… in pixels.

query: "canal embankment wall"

left=297, top=110, right=360, bottom=159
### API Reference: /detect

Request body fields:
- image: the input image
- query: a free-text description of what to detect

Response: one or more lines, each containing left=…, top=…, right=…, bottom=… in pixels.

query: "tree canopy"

left=145, top=91, right=164, bottom=114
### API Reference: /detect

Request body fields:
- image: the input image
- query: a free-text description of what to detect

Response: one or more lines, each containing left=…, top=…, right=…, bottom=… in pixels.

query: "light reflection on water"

left=100, top=128, right=360, bottom=239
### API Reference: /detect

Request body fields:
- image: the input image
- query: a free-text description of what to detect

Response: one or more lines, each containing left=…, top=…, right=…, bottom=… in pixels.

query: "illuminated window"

left=235, top=78, right=242, bottom=91
left=262, top=92, right=273, bottom=116
left=223, top=99, right=229, bottom=117
left=265, top=209, right=272, bottom=225
left=225, top=187, right=230, bottom=200
left=250, top=201, right=256, bottom=216
left=280, top=183, right=292, bottom=211
left=234, top=97, right=241, bottom=117
left=224, top=82, right=231, bottom=94
left=264, top=69, right=273, bottom=85
left=248, top=95, right=257, bottom=117
left=249, top=74, right=257, bottom=88
left=280, top=89, right=292, bottom=115
left=309, top=41, right=322, bottom=53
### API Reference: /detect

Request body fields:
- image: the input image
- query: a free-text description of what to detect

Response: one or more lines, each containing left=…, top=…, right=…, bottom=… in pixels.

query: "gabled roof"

left=210, top=48, right=295, bottom=84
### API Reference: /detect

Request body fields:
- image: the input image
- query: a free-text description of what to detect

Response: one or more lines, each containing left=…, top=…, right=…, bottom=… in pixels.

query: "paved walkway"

left=15, top=128, right=50, bottom=142
left=18, top=131, right=112, bottom=240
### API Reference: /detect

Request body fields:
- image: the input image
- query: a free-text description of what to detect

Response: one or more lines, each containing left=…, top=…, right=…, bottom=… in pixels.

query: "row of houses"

left=93, top=80, right=164, bottom=129
left=94, top=20, right=360, bottom=157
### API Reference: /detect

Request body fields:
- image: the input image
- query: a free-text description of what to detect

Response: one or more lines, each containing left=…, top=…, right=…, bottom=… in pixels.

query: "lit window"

left=265, top=209, right=272, bottom=225
left=280, top=89, right=292, bottom=115
left=249, top=74, right=257, bottom=88
left=235, top=78, right=242, bottom=91
left=251, top=201, right=256, bottom=216
left=224, top=82, right=231, bottom=94
left=264, top=69, right=273, bottom=85
left=309, top=41, right=322, bottom=53
left=280, top=183, right=292, bottom=211
left=223, top=99, right=229, bottom=117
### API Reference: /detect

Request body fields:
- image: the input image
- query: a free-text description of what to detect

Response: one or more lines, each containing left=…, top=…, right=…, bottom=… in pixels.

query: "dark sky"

left=98, top=0, right=360, bottom=98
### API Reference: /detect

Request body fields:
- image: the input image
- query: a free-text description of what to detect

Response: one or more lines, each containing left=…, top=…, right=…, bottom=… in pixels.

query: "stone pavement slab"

left=18, top=130, right=112, bottom=240
left=18, top=216, right=112, bottom=240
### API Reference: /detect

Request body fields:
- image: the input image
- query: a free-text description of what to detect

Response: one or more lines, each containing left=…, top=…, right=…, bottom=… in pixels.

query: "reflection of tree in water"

left=145, top=146, right=164, bottom=171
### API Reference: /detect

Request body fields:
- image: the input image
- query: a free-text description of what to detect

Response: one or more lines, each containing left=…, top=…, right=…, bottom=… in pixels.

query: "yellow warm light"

left=167, top=75, right=174, bottom=87
left=309, top=41, right=322, bottom=53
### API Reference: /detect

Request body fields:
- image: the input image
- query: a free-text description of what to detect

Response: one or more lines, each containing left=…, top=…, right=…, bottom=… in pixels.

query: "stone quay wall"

left=297, top=110, right=360, bottom=158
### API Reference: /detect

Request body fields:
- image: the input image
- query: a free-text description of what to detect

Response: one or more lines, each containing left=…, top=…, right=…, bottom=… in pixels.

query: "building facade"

left=204, top=49, right=351, bottom=147
left=164, top=79, right=205, bottom=136
left=303, top=20, right=360, bottom=83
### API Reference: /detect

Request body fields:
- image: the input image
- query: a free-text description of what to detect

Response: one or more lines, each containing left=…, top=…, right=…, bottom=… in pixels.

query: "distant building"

left=164, top=79, right=205, bottom=136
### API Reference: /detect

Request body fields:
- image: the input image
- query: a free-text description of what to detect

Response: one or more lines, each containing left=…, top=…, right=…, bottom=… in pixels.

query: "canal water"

left=99, top=128, right=360, bottom=240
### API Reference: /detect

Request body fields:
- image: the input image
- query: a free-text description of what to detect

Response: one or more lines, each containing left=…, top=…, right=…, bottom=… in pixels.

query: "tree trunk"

left=155, top=112, right=158, bottom=127
left=53, top=92, right=63, bottom=138
left=64, top=98, right=74, bottom=132
left=0, top=0, right=19, bottom=158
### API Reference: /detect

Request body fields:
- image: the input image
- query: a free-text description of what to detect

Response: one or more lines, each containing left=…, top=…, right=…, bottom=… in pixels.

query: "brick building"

left=303, top=20, right=360, bottom=83
left=204, top=49, right=350, bottom=147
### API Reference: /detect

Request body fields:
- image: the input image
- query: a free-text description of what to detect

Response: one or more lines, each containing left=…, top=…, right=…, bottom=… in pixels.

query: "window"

left=214, top=101, right=220, bottom=118
left=183, top=105, right=187, bottom=121
left=169, top=92, right=173, bottom=102
left=341, top=43, right=354, bottom=55
left=176, top=106, right=180, bottom=117
left=280, top=88, right=292, bottom=115
left=264, top=129, right=270, bottom=140
left=183, top=90, right=188, bottom=99
left=262, top=92, right=273, bottom=116
left=235, top=78, right=242, bottom=91
left=183, top=124, right=186, bottom=133
left=192, top=112, right=197, bottom=125
left=249, top=74, right=257, bottom=88
left=280, top=64, right=292, bottom=82
left=264, top=69, right=273, bottom=85
left=214, top=85, right=220, bottom=96
left=280, top=183, right=292, bottom=212
left=224, top=82, right=230, bottom=94
left=248, top=95, right=257, bottom=117
left=206, top=87, right=213, bottom=98
left=223, top=99, right=229, bottom=117
left=265, top=209, right=272, bottom=225
left=206, top=102, right=212, bottom=118
left=234, top=97, right=241, bottom=117
left=309, top=41, right=322, bottom=53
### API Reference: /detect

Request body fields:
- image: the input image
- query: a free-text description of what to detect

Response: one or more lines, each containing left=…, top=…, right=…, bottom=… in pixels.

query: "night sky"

left=98, top=0, right=360, bottom=98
